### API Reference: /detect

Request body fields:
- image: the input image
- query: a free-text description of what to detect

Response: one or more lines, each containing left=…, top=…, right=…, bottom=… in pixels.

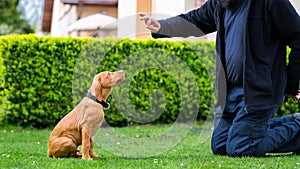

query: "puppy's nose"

left=118, top=70, right=125, bottom=79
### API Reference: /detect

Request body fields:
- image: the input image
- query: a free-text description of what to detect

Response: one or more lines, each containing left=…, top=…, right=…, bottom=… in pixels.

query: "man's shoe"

left=292, top=112, right=300, bottom=155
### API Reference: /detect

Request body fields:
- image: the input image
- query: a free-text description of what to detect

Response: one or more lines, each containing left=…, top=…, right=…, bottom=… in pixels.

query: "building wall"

left=291, top=0, right=300, bottom=14
left=185, top=0, right=197, bottom=12
left=118, top=0, right=137, bottom=38
left=80, top=5, right=118, bottom=18
left=51, top=0, right=77, bottom=37
left=136, top=0, right=152, bottom=38
left=153, top=0, right=185, bottom=17
left=50, top=0, right=118, bottom=37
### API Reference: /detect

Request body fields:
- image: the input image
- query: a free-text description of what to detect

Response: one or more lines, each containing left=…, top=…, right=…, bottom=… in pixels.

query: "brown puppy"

left=48, top=70, right=125, bottom=160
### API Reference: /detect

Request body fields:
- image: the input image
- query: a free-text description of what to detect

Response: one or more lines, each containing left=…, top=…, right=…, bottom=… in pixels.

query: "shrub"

left=0, top=35, right=90, bottom=127
left=70, top=38, right=214, bottom=126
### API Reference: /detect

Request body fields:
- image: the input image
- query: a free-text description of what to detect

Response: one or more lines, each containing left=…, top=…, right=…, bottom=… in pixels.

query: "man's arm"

left=139, top=0, right=217, bottom=38
left=269, top=0, right=300, bottom=96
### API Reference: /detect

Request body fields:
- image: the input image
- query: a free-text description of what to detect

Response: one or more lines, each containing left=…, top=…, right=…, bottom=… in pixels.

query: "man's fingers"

left=286, top=93, right=300, bottom=101
left=296, top=94, right=300, bottom=100
left=138, top=12, right=160, bottom=33
left=146, top=18, right=153, bottom=27
left=146, top=25, right=156, bottom=31
left=138, top=12, right=147, bottom=17
left=139, top=12, right=151, bottom=25
left=139, top=15, right=149, bottom=21
left=146, top=19, right=160, bottom=32
left=138, top=12, right=149, bottom=20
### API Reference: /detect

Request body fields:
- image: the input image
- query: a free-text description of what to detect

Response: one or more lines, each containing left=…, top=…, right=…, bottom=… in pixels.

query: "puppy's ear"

left=93, top=74, right=102, bottom=91
left=96, top=74, right=102, bottom=83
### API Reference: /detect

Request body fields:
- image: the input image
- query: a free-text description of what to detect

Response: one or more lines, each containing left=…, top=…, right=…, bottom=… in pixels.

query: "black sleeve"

left=269, top=0, right=300, bottom=94
left=152, top=0, right=217, bottom=38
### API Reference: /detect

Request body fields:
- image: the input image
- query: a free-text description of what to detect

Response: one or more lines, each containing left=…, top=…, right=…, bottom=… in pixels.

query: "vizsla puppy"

left=48, top=70, right=125, bottom=160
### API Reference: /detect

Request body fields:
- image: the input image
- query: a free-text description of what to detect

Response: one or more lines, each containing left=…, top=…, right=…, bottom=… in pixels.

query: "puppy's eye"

left=107, top=72, right=111, bottom=76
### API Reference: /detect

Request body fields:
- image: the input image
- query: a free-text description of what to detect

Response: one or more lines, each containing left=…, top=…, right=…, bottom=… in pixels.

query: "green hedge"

left=0, top=35, right=88, bottom=127
left=0, top=35, right=215, bottom=128
left=0, top=35, right=297, bottom=128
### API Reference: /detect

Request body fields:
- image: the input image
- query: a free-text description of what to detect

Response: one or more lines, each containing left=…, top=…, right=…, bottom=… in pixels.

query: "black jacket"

left=153, top=0, right=300, bottom=111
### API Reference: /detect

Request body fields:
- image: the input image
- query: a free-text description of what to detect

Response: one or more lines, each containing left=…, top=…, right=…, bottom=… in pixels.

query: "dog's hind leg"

left=49, top=137, right=78, bottom=158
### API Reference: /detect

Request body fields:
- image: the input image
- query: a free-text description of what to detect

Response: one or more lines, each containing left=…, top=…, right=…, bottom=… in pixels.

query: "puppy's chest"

left=77, top=103, right=104, bottom=126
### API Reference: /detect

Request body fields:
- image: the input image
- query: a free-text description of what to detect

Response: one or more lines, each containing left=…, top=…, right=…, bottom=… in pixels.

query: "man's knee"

left=211, top=139, right=227, bottom=155
left=226, top=140, right=265, bottom=157
left=226, top=144, right=244, bottom=157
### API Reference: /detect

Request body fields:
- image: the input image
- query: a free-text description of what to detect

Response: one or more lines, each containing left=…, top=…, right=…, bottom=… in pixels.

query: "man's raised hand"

left=138, top=12, right=161, bottom=33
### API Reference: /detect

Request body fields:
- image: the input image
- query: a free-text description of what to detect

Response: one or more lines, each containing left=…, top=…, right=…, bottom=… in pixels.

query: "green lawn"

left=1, top=124, right=300, bottom=169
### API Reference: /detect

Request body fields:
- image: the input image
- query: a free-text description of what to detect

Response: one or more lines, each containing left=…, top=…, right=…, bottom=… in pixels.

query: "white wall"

left=118, top=0, right=137, bottom=38
left=153, top=0, right=185, bottom=17
left=290, top=0, right=300, bottom=14
left=50, top=0, right=61, bottom=36
left=51, top=0, right=77, bottom=37
left=185, top=0, right=196, bottom=12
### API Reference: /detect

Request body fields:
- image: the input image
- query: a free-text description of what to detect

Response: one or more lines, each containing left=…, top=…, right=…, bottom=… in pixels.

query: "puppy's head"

left=94, top=70, right=125, bottom=89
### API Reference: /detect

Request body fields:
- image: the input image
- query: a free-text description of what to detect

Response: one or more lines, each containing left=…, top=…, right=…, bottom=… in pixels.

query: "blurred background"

left=2, top=0, right=299, bottom=40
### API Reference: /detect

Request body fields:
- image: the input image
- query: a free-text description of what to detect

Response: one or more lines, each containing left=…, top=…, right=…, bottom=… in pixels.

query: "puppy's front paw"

left=82, top=154, right=92, bottom=160
left=82, top=157, right=93, bottom=160
left=90, top=154, right=101, bottom=159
